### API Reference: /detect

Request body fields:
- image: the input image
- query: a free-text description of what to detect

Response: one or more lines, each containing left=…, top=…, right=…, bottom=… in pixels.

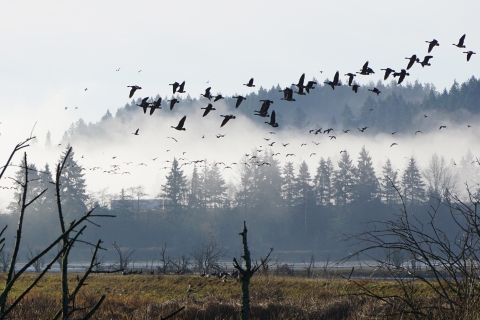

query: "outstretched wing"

left=178, top=115, right=186, bottom=128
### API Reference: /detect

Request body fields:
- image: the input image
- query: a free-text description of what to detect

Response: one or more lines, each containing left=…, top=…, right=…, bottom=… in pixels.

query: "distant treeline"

left=57, top=76, right=480, bottom=143
left=2, top=144, right=479, bottom=261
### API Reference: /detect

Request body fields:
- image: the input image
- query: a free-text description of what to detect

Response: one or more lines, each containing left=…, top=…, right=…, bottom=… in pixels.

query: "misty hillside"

left=61, top=76, right=480, bottom=141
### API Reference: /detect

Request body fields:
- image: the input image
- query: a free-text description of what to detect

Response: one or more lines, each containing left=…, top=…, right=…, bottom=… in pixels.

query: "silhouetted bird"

left=357, top=61, right=374, bottom=75
left=368, top=87, right=381, bottom=95
left=390, top=143, right=398, bottom=147
left=305, top=81, right=317, bottom=93
left=439, top=125, right=446, bottom=130
left=380, top=68, right=395, bottom=80
left=345, top=73, right=356, bottom=86
left=243, top=78, right=255, bottom=87
left=232, top=95, right=246, bottom=108
left=169, top=82, right=180, bottom=94
left=255, top=100, right=273, bottom=117
left=453, top=34, right=466, bottom=48
left=280, top=88, right=295, bottom=101
left=293, top=73, right=305, bottom=89
left=294, top=85, right=306, bottom=95
left=127, top=85, right=141, bottom=98
left=415, top=131, right=422, bottom=134
left=172, top=116, right=187, bottom=131
left=168, top=98, right=179, bottom=110
left=265, top=110, right=278, bottom=127
left=137, top=97, right=150, bottom=114
left=177, top=81, right=186, bottom=93
left=464, top=51, right=476, bottom=61
left=201, top=104, right=216, bottom=117
left=132, top=128, right=139, bottom=135
left=202, top=87, right=213, bottom=100
left=324, top=71, right=340, bottom=90
left=150, top=97, right=162, bottom=115
left=220, top=115, right=236, bottom=127
left=213, top=94, right=224, bottom=102
left=417, top=55, right=433, bottom=67
left=351, top=84, right=360, bottom=93
left=426, top=39, right=439, bottom=53
left=393, top=69, right=410, bottom=84
left=405, top=55, right=419, bottom=70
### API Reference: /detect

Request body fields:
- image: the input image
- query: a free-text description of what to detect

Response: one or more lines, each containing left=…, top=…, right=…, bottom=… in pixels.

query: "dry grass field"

left=2, top=271, right=476, bottom=319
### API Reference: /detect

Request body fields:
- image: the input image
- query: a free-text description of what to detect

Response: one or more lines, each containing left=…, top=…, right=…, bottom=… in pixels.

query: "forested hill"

left=64, top=76, right=479, bottom=140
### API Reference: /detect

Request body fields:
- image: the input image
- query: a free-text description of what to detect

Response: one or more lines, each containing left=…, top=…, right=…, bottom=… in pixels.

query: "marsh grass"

left=1, top=273, right=478, bottom=319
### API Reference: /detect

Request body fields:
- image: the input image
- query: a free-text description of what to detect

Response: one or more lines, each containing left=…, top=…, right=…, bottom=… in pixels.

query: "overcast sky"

left=0, top=0, right=479, bottom=209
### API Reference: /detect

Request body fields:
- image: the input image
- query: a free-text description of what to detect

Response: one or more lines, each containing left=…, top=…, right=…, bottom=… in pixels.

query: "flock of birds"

left=59, top=34, right=479, bottom=179
left=118, top=34, right=475, bottom=140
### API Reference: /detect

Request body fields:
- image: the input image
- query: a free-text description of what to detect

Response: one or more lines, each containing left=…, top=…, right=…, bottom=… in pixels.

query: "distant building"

left=109, top=198, right=171, bottom=211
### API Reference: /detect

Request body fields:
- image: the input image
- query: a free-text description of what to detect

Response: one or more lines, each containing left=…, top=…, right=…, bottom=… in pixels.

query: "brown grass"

left=0, top=273, right=479, bottom=319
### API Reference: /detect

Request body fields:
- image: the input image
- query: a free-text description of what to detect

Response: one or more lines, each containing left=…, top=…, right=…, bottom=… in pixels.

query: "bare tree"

left=302, top=254, right=315, bottom=278
left=343, top=181, right=480, bottom=318
left=0, top=142, right=115, bottom=319
left=233, top=221, right=273, bottom=320
left=157, top=243, right=171, bottom=274
left=26, top=246, right=45, bottom=272
left=423, top=153, right=459, bottom=200
left=191, top=237, right=227, bottom=274
left=112, top=241, right=135, bottom=271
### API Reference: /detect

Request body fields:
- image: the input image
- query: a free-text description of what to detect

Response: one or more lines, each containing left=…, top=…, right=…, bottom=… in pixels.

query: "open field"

left=1, top=272, right=476, bottom=319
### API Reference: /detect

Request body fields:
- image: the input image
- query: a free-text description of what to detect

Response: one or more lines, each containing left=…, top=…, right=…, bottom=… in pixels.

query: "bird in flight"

left=405, top=54, right=419, bottom=70
left=280, top=88, right=296, bottom=101
left=150, top=97, right=162, bottom=115
left=425, top=39, right=440, bottom=53
left=243, top=78, right=255, bottom=87
left=213, top=94, right=224, bottom=102
left=464, top=51, right=476, bottom=61
left=169, top=82, right=180, bottom=94
left=201, top=87, right=213, bottom=100
left=417, top=56, right=433, bottom=67
left=201, top=103, right=216, bottom=117
left=453, top=34, right=466, bottom=48
left=390, top=143, right=398, bottom=147
left=439, top=125, right=447, bottom=130
left=345, top=73, right=356, bottom=86
left=232, top=95, right=246, bottom=108
left=357, top=61, right=375, bottom=75
left=368, top=87, right=381, bottom=95
left=177, top=81, right=186, bottom=93
left=393, top=69, right=410, bottom=84
left=168, top=99, right=179, bottom=110
left=380, top=68, right=395, bottom=80
left=127, top=85, right=141, bottom=98
left=265, top=110, right=278, bottom=127
left=137, top=97, right=151, bottom=114
left=167, top=137, right=178, bottom=142
left=415, top=130, right=423, bottom=134
left=172, top=116, right=187, bottom=131
left=324, top=71, right=340, bottom=90
left=351, top=84, right=360, bottom=93
left=220, top=115, right=236, bottom=127
left=132, top=129, right=139, bottom=136
left=305, top=81, right=317, bottom=93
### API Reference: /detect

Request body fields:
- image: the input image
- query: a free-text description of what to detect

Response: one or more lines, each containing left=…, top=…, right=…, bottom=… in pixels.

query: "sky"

left=0, top=0, right=479, bottom=210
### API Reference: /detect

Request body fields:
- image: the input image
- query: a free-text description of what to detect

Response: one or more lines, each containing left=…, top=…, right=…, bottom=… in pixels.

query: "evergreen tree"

left=314, top=157, right=334, bottom=206
left=340, top=104, right=356, bottom=129
left=114, top=188, right=133, bottom=220
left=7, top=160, right=42, bottom=215
left=292, top=106, right=310, bottom=130
left=188, top=164, right=204, bottom=211
left=294, top=161, right=314, bottom=208
left=353, top=146, right=379, bottom=203
left=282, top=162, right=296, bottom=207
left=58, top=146, right=89, bottom=222
left=334, top=151, right=356, bottom=205
left=401, top=157, right=426, bottom=207
left=380, top=158, right=400, bottom=205
left=45, top=131, right=52, bottom=149
left=159, top=158, right=188, bottom=222
left=205, top=163, right=227, bottom=209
